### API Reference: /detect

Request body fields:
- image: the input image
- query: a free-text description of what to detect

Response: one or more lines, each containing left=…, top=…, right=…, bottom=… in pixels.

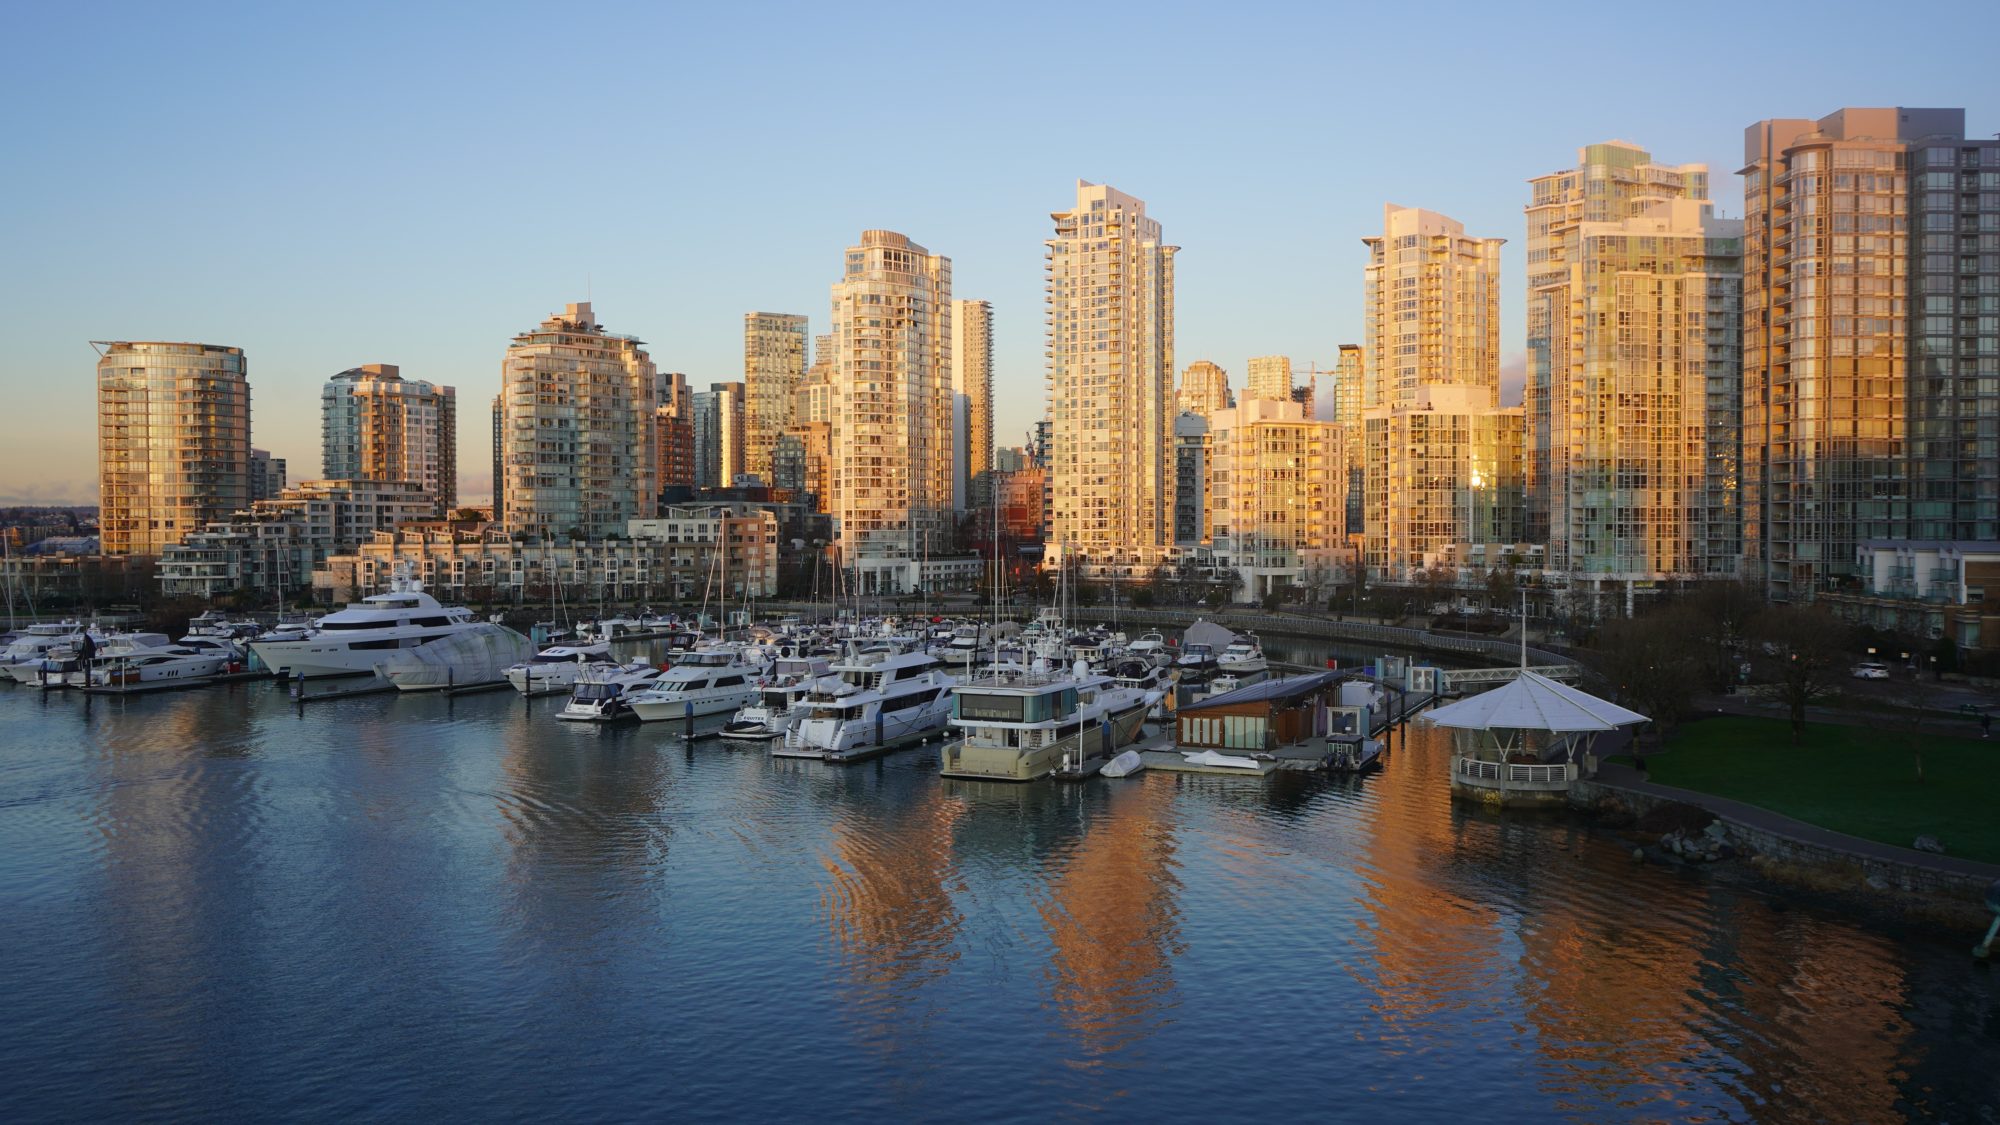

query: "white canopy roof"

left=1424, top=670, right=1647, bottom=732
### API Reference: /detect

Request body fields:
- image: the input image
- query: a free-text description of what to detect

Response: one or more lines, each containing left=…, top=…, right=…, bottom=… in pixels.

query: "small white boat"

left=1217, top=634, right=1268, bottom=675
left=1174, top=642, right=1219, bottom=680
left=1101, top=749, right=1147, bottom=778
left=1124, top=632, right=1170, bottom=664
left=1180, top=749, right=1261, bottom=770
left=719, top=655, right=836, bottom=742
left=504, top=642, right=614, bottom=695
left=556, top=661, right=664, bottom=722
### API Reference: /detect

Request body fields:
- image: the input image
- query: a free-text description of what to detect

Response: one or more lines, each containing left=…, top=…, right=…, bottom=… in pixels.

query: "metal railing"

left=1455, top=757, right=1575, bottom=785
left=1441, top=665, right=1580, bottom=687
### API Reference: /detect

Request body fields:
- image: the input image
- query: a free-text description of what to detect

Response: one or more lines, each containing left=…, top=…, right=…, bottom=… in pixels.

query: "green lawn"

left=1639, top=715, right=2000, bottom=865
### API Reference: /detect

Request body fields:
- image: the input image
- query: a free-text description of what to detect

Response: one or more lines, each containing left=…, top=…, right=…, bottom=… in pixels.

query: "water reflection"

left=1033, top=781, right=1184, bottom=1061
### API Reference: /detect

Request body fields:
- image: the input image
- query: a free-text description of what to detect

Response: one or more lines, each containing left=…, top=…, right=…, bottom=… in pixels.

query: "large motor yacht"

left=248, top=567, right=479, bottom=678
left=940, top=661, right=1156, bottom=782
left=78, top=645, right=232, bottom=688
left=625, top=649, right=765, bottom=722
left=773, top=645, right=955, bottom=763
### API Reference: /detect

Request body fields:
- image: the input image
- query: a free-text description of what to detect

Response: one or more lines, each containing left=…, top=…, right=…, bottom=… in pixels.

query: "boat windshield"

left=572, top=683, right=621, bottom=701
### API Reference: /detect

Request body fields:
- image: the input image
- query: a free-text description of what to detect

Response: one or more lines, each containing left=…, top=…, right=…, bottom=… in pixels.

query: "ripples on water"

left=0, top=671, right=1996, bottom=1123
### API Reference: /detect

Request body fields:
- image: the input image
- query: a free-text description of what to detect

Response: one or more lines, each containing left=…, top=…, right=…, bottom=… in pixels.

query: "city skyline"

left=3, top=3, right=1995, bottom=503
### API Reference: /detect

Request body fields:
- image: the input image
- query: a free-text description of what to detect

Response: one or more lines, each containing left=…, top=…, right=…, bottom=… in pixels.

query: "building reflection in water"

left=1376, top=718, right=1927, bottom=1119
left=816, top=779, right=966, bottom=1013
left=1032, top=780, right=1184, bottom=1061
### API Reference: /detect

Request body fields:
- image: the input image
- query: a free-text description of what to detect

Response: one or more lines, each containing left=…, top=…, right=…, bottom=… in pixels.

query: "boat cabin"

left=1175, top=672, right=1343, bottom=753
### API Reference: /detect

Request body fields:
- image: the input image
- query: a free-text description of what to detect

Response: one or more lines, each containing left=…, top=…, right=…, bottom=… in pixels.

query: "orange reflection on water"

left=1035, top=781, right=1184, bottom=1059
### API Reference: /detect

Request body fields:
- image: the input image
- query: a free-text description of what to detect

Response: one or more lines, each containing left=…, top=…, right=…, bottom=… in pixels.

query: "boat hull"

left=628, top=690, right=756, bottom=723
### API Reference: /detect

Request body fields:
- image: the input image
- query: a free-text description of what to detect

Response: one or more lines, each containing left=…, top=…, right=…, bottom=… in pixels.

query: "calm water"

left=2, top=657, right=1996, bottom=1123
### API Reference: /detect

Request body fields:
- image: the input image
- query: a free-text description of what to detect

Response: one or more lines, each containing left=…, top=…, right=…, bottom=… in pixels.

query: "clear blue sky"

left=1, top=0, right=1990, bottom=504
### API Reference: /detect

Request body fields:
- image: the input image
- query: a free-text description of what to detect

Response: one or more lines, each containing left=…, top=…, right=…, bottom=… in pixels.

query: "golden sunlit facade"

left=1203, top=397, right=1345, bottom=599
left=1047, top=181, right=1178, bottom=569
left=95, top=340, right=252, bottom=557
left=952, top=298, right=994, bottom=488
left=498, top=302, right=661, bottom=540
left=321, top=363, right=458, bottom=514
left=1244, top=355, right=1293, bottom=402
left=1526, top=141, right=1709, bottom=548
left=1364, top=386, right=1523, bottom=576
left=1529, top=190, right=1743, bottom=580
left=1176, top=359, right=1232, bottom=417
left=1362, top=205, right=1502, bottom=410
left=828, top=230, right=954, bottom=581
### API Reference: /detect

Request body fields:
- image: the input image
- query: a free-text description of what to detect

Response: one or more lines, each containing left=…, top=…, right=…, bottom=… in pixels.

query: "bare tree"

left=1683, top=580, right=1761, bottom=692
left=1590, top=604, right=1704, bottom=746
left=1751, top=604, right=1855, bottom=745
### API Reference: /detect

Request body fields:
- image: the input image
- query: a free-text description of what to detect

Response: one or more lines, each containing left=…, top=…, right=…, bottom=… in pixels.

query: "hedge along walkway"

left=1634, top=714, right=2000, bottom=867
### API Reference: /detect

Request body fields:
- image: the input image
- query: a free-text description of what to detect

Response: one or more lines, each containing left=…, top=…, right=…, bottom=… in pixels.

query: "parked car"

left=1850, top=662, right=1890, bottom=680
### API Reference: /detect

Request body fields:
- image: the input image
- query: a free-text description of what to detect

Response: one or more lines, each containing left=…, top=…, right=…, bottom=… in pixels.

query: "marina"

left=1, top=656, right=1993, bottom=1122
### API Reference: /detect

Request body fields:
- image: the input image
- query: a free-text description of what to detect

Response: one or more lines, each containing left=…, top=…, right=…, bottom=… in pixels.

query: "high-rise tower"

left=95, top=341, right=251, bottom=556
left=1526, top=143, right=1739, bottom=582
left=322, top=363, right=458, bottom=512
left=828, top=230, right=954, bottom=587
left=1741, top=107, right=1998, bottom=600
left=1046, top=181, right=1178, bottom=568
left=497, top=302, right=661, bottom=539
left=743, top=312, right=809, bottom=483
left=953, top=298, right=994, bottom=505
left=1359, top=206, right=1514, bottom=577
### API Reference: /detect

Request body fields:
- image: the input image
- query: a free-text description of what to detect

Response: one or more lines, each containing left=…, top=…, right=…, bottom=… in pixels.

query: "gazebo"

left=1424, top=671, right=1647, bottom=809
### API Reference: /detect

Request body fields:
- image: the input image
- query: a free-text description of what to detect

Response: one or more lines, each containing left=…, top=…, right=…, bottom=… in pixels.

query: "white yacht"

left=1, top=622, right=94, bottom=682
left=36, top=631, right=187, bottom=687
left=935, top=624, right=986, bottom=670
left=248, top=567, right=479, bottom=678
left=626, top=650, right=764, bottom=723
left=1174, top=642, right=1220, bottom=680
left=773, top=646, right=956, bottom=763
left=181, top=609, right=261, bottom=642
left=1217, top=634, right=1268, bottom=675
left=556, top=661, right=665, bottom=722
left=1124, top=632, right=1171, bottom=664
left=719, top=654, right=836, bottom=742
left=940, top=661, right=1156, bottom=782
left=79, top=646, right=231, bottom=688
left=504, top=641, right=615, bottom=695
